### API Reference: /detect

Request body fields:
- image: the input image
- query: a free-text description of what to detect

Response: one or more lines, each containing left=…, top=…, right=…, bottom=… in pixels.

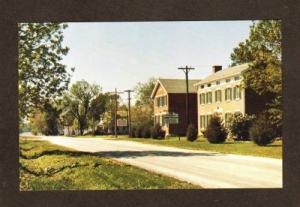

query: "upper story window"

left=226, top=78, right=231, bottom=83
left=215, top=90, right=222, bottom=102
left=200, top=85, right=205, bottom=89
left=207, top=83, right=211, bottom=87
left=156, top=96, right=167, bottom=107
left=216, top=80, right=221, bottom=85
left=233, top=85, right=242, bottom=99
left=225, top=88, right=232, bottom=101
left=206, top=92, right=212, bottom=104
left=234, top=75, right=240, bottom=81
left=199, top=93, right=206, bottom=105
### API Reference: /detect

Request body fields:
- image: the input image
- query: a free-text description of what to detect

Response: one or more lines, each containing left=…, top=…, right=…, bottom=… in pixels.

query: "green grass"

left=77, top=135, right=282, bottom=159
left=19, top=137, right=200, bottom=190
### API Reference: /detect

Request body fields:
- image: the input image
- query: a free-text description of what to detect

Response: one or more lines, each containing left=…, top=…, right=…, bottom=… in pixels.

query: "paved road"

left=40, top=136, right=282, bottom=188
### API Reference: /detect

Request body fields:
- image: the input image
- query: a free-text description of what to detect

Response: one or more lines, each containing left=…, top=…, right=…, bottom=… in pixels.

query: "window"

left=206, top=92, right=212, bottom=104
left=200, top=115, right=206, bottom=128
left=234, top=75, right=240, bottom=81
left=233, top=86, right=241, bottom=99
left=156, top=96, right=167, bottom=107
left=201, top=85, right=204, bottom=89
left=216, top=80, right=220, bottom=85
left=162, top=115, right=166, bottom=126
left=225, top=88, right=232, bottom=101
left=199, top=93, right=206, bottom=105
left=226, top=78, right=231, bottom=83
left=225, top=113, right=233, bottom=128
left=207, top=83, right=211, bottom=87
left=215, top=90, right=222, bottom=102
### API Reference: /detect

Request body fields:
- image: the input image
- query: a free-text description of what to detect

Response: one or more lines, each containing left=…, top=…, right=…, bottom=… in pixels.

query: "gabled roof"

left=150, top=79, right=201, bottom=99
left=194, top=63, right=249, bottom=86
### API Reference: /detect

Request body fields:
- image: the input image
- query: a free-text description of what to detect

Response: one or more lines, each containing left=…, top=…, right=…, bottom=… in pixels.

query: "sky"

left=61, top=21, right=253, bottom=102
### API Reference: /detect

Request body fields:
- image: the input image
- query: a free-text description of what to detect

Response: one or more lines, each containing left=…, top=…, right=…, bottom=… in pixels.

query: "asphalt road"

left=40, top=136, right=282, bottom=188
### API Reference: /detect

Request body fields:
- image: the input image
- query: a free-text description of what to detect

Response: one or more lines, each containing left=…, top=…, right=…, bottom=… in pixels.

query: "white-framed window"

left=215, top=90, right=222, bottom=102
left=225, top=88, right=232, bottom=101
left=233, top=85, right=242, bottom=100
left=200, top=115, right=206, bottom=128
left=225, top=112, right=233, bottom=128
left=206, top=92, right=212, bottom=104
left=199, top=93, right=206, bottom=105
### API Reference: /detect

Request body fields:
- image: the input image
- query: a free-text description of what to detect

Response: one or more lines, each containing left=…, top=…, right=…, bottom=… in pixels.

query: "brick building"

left=150, top=79, right=200, bottom=136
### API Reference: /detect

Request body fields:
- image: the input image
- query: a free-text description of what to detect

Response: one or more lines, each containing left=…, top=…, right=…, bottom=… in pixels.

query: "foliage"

left=29, top=110, right=47, bottom=135
left=230, top=20, right=282, bottom=131
left=249, top=115, right=276, bottom=146
left=63, top=80, right=101, bottom=135
left=141, top=125, right=151, bottom=138
left=134, top=125, right=143, bottom=138
left=18, top=23, right=74, bottom=119
left=150, top=123, right=165, bottom=139
left=205, top=115, right=228, bottom=143
left=228, top=113, right=255, bottom=141
left=131, top=78, right=156, bottom=127
left=186, top=124, right=198, bottom=142
left=42, top=103, right=61, bottom=135
left=129, top=127, right=136, bottom=138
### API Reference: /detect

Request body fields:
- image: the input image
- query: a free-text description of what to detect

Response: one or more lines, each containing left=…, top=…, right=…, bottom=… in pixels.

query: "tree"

left=230, top=20, right=282, bottom=132
left=64, top=80, right=100, bottom=135
left=88, top=93, right=110, bottom=134
left=18, top=23, right=74, bottom=119
left=132, top=78, right=156, bottom=127
left=205, top=115, right=228, bottom=143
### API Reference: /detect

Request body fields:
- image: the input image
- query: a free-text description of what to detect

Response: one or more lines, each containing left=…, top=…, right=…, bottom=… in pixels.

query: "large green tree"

left=132, top=78, right=156, bottom=127
left=230, top=20, right=282, bottom=131
left=18, top=23, right=74, bottom=118
left=64, top=80, right=100, bottom=135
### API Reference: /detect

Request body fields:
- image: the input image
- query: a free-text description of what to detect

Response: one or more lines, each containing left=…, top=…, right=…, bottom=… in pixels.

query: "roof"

left=150, top=79, right=201, bottom=99
left=194, top=63, right=249, bottom=86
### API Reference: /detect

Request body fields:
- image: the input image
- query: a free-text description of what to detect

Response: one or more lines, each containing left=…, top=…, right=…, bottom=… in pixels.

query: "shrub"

left=150, top=123, right=165, bottom=139
left=129, top=127, right=136, bottom=138
left=228, top=113, right=255, bottom=141
left=205, top=115, right=228, bottom=143
left=186, top=124, right=198, bottom=142
left=249, top=115, right=276, bottom=146
left=134, top=125, right=143, bottom=138
left=141, top=125, right=151, bottom=138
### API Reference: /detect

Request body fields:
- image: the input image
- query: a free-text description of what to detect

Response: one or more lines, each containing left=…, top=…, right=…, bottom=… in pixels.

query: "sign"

left=117, top=119, right=127, bottom=127
left=163, top=113, right=179, bottom=124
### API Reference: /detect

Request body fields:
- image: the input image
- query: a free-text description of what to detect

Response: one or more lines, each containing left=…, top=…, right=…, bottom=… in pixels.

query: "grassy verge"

left=19, top=137, right=200, bottom=190
left=76, top=135, right=282, bottom=159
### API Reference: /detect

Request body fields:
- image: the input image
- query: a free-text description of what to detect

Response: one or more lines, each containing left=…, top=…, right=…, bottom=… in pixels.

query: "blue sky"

left=62, top=21, right=252, bottom=101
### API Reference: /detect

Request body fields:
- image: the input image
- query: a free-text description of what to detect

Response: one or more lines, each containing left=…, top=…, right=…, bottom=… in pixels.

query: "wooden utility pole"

left=114, top=88, right=118, bottom=138
left=124, top=89, right=134, bottom=136
left=178, top=65, right=195, bottom=128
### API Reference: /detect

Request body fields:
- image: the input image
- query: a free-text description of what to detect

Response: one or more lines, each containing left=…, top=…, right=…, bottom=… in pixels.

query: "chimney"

left=212, top=65, right=222, bottom=73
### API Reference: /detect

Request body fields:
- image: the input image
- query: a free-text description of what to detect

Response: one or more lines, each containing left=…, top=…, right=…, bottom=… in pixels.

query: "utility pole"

left=108, top=89, right=123, bottom=138
left=124, top=89, right=134, bottom=136
left=178, top=65, right=195, bottom=128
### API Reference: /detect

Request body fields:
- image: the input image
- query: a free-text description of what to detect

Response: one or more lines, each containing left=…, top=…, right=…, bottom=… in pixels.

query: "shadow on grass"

left=20, top=149, right=220, bottom=159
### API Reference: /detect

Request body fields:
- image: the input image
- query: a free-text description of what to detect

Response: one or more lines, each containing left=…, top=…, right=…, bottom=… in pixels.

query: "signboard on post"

left=163, top=113, right=179, bottom=124
left=117, top=119, right=128, bottom=127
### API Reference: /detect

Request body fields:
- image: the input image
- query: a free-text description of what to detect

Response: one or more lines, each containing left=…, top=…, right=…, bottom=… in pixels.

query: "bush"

left=205, top=115, right=228, bottom=143
left=134, top=125, right=143, bottom=138
left=150, top=123, right=165, bottom=139
left=186, top=124, right=198, bottom=141
left=249, top=115, right=276, bottom=146
left=228, top=113, right=255, bottom=141
left=141, top=125, right=151, bottom=138
left=129, top=127, right=136, bottom=138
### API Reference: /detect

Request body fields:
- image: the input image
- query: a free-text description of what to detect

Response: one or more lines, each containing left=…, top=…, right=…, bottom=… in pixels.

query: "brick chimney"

left=212, top=65, right=222, bottom=73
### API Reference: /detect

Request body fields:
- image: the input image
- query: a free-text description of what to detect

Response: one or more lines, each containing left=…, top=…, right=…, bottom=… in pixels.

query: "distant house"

left=194, top=63, right=271, bottom=134
left=150, top=79, right=200, bottom=136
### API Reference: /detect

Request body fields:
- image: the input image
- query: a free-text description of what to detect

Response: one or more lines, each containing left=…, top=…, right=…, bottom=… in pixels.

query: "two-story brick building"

left=194, top=63, right=271, bottom=134
left=150, top=79, right=200, bottom=136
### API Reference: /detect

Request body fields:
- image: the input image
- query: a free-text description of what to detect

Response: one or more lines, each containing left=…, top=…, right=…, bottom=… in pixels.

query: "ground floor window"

left=200, top=115, right=206, bottom=128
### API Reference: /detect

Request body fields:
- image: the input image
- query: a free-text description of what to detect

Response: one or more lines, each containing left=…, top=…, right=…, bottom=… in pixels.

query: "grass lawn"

left=77, top=135, right=282, bottom=159
left=19, top=137, right=200, bottom=190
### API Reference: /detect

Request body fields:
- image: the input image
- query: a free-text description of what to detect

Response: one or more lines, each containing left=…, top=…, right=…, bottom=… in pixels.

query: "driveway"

left=40, top=136, right=282, bottom=188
